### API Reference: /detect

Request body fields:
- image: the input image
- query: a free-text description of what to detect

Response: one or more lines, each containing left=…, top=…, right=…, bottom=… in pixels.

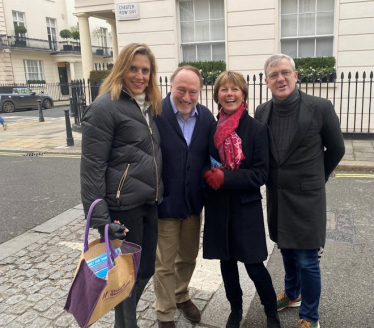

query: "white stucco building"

left=0, top=0, right=114, bottom=84
left=73, top=0, right=374, bottom=81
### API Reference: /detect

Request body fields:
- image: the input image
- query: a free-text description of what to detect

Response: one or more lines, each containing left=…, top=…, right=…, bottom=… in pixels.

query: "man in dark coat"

left=255, top=54, right=345, bottom=328
left=153, top=66, right=215, bottom=328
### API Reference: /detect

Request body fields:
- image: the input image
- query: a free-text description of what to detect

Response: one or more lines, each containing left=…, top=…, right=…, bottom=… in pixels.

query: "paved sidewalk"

left=0, top=115, right=373, bottom=328
left=0, top=200, right=272, bottom=328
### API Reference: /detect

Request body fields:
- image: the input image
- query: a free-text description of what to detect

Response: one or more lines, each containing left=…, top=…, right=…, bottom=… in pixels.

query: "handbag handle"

left=83, top=199, right=118, bottom=259
left=105, top=224, right=120, bottom=271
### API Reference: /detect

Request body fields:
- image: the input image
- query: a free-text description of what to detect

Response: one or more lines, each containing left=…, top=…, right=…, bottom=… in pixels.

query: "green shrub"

left=14, top=25, right=27, bottom=34
left=178, top=60, right=226, bottom=84
left=27, top=80, right=46, bottom=84
left=60, top=29, right=72, bottom=39
left=70, top=25, right=80, bottom=41
left=294, top=57, right=336, bottom=82
left=89, top=70, right=111, bottom=84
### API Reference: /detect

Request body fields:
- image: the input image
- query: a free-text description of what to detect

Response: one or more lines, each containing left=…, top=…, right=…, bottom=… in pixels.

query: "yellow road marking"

left=0, top=151, right=80, bottom=159
left=335, top=173, right=374, bottom=178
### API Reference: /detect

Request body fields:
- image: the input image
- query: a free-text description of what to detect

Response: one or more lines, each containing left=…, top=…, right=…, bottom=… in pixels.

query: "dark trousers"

left=220, top=259, right=277, bottom=318
left=110, top=204, right=158, bottom=328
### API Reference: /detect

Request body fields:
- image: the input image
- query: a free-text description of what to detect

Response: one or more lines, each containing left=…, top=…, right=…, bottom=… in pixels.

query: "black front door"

left=58, top=66, right=69, bottom=95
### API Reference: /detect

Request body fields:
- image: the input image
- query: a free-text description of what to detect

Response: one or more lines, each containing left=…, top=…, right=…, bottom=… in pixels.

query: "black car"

left=0, top=86, right=53, bottom=113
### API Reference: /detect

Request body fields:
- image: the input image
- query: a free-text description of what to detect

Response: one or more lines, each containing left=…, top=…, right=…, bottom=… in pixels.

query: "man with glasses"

left=255, top=54, right=345, bottom=328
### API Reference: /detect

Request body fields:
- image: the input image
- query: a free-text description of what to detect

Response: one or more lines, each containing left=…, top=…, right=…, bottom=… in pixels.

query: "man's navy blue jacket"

left=154, top=93, right=215, bottom=219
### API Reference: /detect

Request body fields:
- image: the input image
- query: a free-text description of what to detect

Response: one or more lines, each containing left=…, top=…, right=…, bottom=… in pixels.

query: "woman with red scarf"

left=203, top=71, right=281, bottom=328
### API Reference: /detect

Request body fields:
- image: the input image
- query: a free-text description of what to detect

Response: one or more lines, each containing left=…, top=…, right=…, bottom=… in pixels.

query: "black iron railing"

left=5, top=35, right=112, bottom=56
left=4, top=71, right=371, bottom=136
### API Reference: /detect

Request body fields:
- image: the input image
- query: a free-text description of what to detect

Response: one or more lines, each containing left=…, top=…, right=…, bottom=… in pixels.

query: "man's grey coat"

left=255, top=91, right=345, bottom=249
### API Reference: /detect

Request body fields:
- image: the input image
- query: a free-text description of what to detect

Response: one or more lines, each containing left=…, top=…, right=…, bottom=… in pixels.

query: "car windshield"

left=12, top=88, right=33, bottom=94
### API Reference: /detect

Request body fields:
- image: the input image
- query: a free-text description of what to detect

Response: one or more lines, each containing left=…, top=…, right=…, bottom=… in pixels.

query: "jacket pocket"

left=300, top=179, right=324, bottom=191
left=116, top=164, right=130, bottom=203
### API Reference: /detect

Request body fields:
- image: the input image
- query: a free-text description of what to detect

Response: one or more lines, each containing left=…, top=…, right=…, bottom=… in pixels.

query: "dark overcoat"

left=203, top=110, right=270, bottom=263
left=255, top=91, right=345, bottom=249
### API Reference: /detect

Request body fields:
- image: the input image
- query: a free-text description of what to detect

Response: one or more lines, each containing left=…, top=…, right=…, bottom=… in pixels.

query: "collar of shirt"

left=170, top=97, right=198, bottom=146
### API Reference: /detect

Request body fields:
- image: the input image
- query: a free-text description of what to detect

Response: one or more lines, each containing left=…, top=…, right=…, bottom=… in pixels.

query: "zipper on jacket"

left=149, top=126, right=159, bottom=202
left=116, top=164, right=130, bottom=199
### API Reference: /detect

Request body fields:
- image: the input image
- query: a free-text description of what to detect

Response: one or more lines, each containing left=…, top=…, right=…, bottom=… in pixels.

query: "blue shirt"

left=170, top=98, right=198, bottom=146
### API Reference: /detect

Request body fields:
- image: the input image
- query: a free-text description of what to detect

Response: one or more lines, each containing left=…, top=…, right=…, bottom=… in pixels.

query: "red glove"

left=205, top=168, right=224, bottom=190
left=203, top=169, right=214, bottom=182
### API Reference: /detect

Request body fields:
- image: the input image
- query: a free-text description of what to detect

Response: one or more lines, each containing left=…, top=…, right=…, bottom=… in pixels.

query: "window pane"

left=299, top=13, right=315, bottom=36
left=212, top=43, right=225, bottom=60
left=195, top=21, right=209, bottom=41
left=317, top=0, right=334, bottom=12
left=210, top=19, right=224, bottom=40
left=316, top=37, right=333, bottom=56
left=210, top=0, right=224, bottom=19
left=299, top=38, right=315, bottom=57
left=282, top=0, right=297, bottom=14
left=13, top=12, right=17, bottom=20
left=195, top=0, right=209, bottom=20
left=281, top=14, right=297, bottom=37
left=181, top=22, right=194, bottom=42
left=197, top=43, right=211, bottom=61
left=316, top=12, right=334, bottom=35
left=299, top=0, right=316, bottom=13
left=281, top=39, right=297, bottom=58
left=182, top=44, right=196, bottom=61
left=180, top=1, right=194, bottom=21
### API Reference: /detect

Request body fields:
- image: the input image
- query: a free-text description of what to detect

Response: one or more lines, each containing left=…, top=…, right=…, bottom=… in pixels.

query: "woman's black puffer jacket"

left=80, top=89, right=163, bottom=228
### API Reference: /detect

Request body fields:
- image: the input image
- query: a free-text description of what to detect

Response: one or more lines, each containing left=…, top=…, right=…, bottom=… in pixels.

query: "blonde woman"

left=80, top=43, right=163, bottom=328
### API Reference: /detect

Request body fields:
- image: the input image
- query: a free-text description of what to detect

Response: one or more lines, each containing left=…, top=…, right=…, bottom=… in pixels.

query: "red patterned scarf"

left=214, top=103, right=246, bottom=170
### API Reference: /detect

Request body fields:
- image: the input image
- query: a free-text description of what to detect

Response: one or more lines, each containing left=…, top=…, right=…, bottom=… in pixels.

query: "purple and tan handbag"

left=64, top=199, right=142, bottom=328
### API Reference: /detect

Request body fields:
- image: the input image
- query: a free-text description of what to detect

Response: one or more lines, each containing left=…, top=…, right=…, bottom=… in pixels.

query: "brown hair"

left=213, top=71, right=248, bottom=105
left=98, top=43, right=162, bottom=115
left=170, top=66, right=204, bottom=89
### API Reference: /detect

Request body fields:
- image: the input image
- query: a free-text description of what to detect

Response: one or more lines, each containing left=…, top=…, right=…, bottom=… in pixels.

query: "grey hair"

left=264, top=54, right=296, bottom=77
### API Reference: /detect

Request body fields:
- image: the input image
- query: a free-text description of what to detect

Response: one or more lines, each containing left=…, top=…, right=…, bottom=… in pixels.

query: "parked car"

left=0, top=86, right=54, bottom=113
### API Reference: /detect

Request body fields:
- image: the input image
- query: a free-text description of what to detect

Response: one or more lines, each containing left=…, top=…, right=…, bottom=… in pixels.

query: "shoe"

left=3, top=123, right=7, bottom=130
left=277, top=290, right=301, bottom=311
left=226, top=309, right=243, bottom=328
left=267, top=314, right=281, bottom=328
left=296, top=318, right=320, bottom=328
left=157, top=319, right=176, bottom=328
left=176, top=299, right=201, bottom=323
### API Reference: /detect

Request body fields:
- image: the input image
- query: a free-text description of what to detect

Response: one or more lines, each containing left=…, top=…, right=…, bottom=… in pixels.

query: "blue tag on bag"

left=86, top=247, right=122, bottom=278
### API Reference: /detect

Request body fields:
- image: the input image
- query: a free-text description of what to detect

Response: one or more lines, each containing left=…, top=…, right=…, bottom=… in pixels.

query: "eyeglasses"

left=267, top=69, right=293, bottom=80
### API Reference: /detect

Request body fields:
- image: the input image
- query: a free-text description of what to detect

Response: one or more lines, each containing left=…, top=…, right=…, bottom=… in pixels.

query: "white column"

left=75, top=13, right=93, bottom=82
left=107, top=19, right=118, bottom=61
left=69, top=62, right=76, bottom=80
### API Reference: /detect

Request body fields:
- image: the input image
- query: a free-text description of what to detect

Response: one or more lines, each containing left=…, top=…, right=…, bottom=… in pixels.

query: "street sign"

left=116, top=3, right=140, bottom=21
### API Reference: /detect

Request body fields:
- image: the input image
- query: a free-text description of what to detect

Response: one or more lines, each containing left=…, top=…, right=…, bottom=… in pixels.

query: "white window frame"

left=46, top=17, right=58, bottom=50
left=100, top=27, right=108, bottom=49
left=24, top=60, right=45, bottom=81
left=280, top=0, right=335, bottom=58
left=12, top=11, right=26, bottom=36
left=178, top=0, right=225, bottom=62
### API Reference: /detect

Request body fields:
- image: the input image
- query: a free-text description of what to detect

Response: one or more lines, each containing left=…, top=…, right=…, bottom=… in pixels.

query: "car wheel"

left=42, top=99, right=52, bottom=109
left=2, top=101, right=15, bottom=113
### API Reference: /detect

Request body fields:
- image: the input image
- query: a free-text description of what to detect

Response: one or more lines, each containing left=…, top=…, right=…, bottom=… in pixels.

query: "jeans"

left=110, top=204, right=158, bottom=328
left=280, top=248, right=321, bottom=322
left=0, top=116, right=4, bottom=126
left=220, top=259, right=277, bottom=318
